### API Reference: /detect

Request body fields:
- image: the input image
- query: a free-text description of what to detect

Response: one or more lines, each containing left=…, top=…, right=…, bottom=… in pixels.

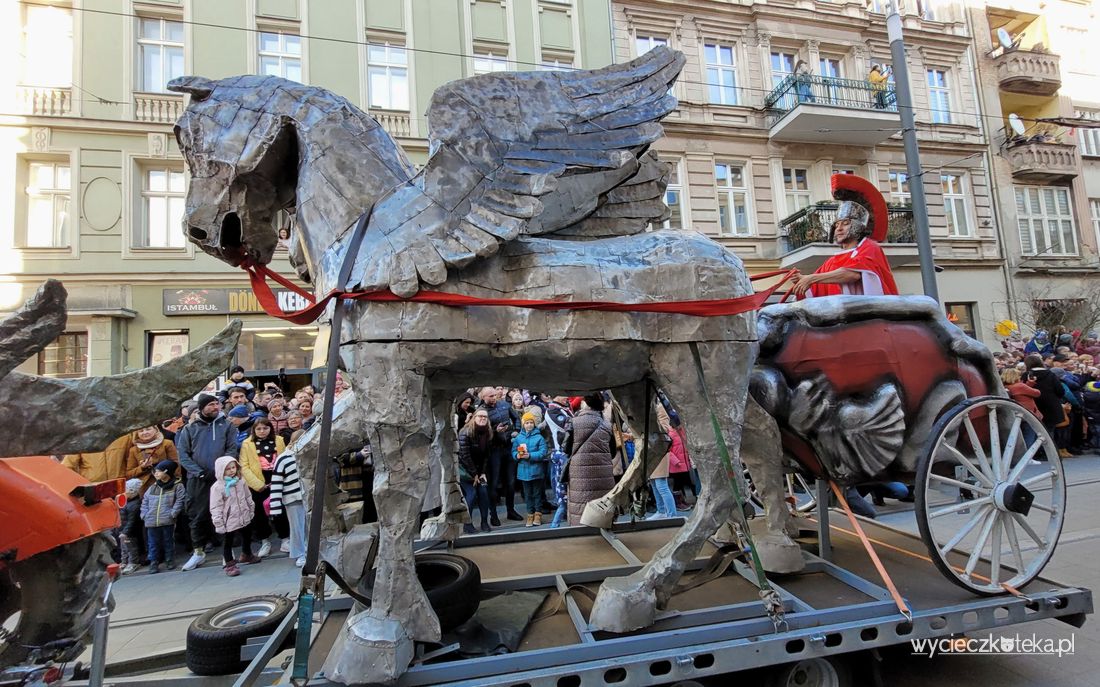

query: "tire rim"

left=918, top=397, right=1065, bottom=594
left=209, top=599, right=280, bottom=628
left=780, top=658, right=840, bottom=687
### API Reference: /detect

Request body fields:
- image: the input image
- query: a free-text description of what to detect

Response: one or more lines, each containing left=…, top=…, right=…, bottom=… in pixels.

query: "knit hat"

left=521, top=411, right=537, bottom=424
left=1087, top=381, right=1100, bottom=393
left=154, top=460, right=177, bottom=476
left=196, top=393, right=218, bottom=410
left=227, top=405, right=250, bottom=418
left=125, top=478, right=142, bottom=496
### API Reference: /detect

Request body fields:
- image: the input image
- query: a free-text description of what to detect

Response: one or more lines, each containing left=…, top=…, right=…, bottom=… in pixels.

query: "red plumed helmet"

left=831, top=173, right=889, bottom=242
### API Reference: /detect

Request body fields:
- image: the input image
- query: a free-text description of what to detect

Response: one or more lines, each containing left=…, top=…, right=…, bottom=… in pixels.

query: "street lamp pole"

left=887, top=4, right=940, bottom=301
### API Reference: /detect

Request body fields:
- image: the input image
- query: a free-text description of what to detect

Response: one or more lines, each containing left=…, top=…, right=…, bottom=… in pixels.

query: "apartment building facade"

left=615, top=0, right=1011, bottom=344
left=969, top=0, right=1100, bottom=333
left=1, top=0, right=612, bottom=382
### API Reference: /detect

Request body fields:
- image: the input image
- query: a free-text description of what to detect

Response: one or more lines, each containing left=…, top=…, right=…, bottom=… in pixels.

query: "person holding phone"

left=458, top=408, right=495, bottom=533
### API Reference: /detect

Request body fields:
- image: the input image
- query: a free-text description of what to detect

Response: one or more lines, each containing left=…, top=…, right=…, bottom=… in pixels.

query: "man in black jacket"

left=176, top=393, right=239, bottom=570
left=1025, top=355, right=1068, bottom=459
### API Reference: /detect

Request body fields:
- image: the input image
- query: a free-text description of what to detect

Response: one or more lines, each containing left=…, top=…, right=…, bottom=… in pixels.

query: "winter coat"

left=209, top=456, right=254, bottom=534
left=239, top=435, right=286, bottom=492
left=550, top=449, right=568, bottom=501
left=1007, top=382, right=1042, bottom=419
left=177, top=413, right=239, bottom=481
left=513, top=428, right=548, bottom=482
left=1027, top=367, right=1066, bottom=427
left=483, top=401, right=518, bottom=447
left=1083, top=386, right=1100, bottom=423
left=1024, top=339, right=1053, bottom=357
left=128, top=432, right=179, bottom=494
left=119, top=499, right=142, bottom=538
left=62, top=434, right=138, bottom=483
left=141, top=477, right=186, bottom=528
left=565, top=409, right=615, bottom=526
left=266, top=411, right=290, bottom=435
left=457, top=427, right=492, bottom=483
left=666, top=427, right=691, bottom=474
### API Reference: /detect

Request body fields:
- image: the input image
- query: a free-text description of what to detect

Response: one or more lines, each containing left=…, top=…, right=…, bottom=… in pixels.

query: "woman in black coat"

left=458, top=408, right=494, bottom=533
left=1025, top=354, right=1066, bottom=458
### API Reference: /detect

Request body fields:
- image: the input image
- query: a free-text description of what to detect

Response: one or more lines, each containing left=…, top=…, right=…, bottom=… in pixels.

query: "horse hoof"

left=580, top=497, right=616, bottom=529
left=419, top=515, right=465, bottom=542
left=589, top=573, right=657, bottom=633
left=756, top=533, right=805, bottom=574
left=321, top=612, right=414, bottom=685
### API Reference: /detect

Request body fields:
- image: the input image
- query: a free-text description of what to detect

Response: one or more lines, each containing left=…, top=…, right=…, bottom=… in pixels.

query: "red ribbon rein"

left=241, top=259, right=800, bottom=326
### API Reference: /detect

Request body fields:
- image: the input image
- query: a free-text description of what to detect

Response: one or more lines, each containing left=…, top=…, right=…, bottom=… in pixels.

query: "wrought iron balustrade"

left=765, top=74, right=897, bottom=127
left=779, top=203, right=916, bottom=253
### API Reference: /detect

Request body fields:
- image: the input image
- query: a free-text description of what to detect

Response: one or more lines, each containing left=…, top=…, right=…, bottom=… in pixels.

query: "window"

left=944, top=303, right=976, bottom=338
left=704, top=43, right=738, bottom=105
left=148, top=331, right=189, bottom=366
left=38, top=332, right=87, bottom=378
left=539, top=56, right=573, bottom=71
left=25, top=161, right=71, bottom=248
left=832, top=167, right=857, bottom=176
left=941, top=173, right=972, bottom=237
left=927, top=69, right=951, bottom=124
left=715, top=162, right=751, bottom=236
left=782, top=167, right=811, bottom=215
left=662, top=158, right=685, bottom=230
left=888, top=169, right=910, bottom=204
left=1091, top=199, right=1100, bottom=244
left=473, top=50, right=508, bottom=75
left=918, top=0, right=939, bottom=20
left=137, top=17, right=184, bottom=92
left=21, top=4, right=72, bottom=86
left=636, top=35, right=667, bottom=56
left=258, top=31, right=301, bottom=82
left=1077, top=111, right=1100, bottom=157
left=770, top=51, right=797, bottom=88
left=867, top=0, right=888, bottom=13
left=1014, top=185, right=1078, bottom=256
left=819, top=57, right=842, bottom=102
left=367, top=42, right=408, bottom=110
left=139, top=167, right=187, bottom=248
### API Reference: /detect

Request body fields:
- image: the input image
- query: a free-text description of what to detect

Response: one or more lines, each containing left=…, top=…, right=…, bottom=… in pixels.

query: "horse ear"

left=168, top=76, right=215, bottom=101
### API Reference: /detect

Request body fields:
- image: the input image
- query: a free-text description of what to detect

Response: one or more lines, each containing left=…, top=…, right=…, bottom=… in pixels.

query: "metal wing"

left=349, top=47, right=685, bottom=297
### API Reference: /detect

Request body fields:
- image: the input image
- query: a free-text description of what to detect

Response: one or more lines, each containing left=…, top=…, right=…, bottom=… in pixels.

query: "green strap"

left=688, top=342, right=787, bottom=631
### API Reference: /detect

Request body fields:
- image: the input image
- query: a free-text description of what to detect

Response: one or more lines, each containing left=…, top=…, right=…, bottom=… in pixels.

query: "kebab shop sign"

left=163, top=288, right=311, bottom=316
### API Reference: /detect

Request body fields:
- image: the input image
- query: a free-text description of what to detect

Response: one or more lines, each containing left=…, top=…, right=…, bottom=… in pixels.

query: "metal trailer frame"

left=73, top=501, right=1092, bottom=687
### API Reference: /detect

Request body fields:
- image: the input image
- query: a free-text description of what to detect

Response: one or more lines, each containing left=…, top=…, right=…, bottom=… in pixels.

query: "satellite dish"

left=997, top=28, right=1014, bottom=49
left=1008, top=113, right=1026, bottom=136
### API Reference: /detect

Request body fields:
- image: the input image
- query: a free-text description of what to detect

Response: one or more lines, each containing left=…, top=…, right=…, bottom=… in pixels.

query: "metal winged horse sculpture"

left=169, top=48, right=779, bottom=683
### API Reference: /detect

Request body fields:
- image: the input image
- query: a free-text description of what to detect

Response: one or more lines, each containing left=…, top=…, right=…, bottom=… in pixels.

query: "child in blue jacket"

left=513, top=412, right=548, bottom=527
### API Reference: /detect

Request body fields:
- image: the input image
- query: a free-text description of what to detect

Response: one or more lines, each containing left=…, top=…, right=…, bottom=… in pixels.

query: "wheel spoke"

left=965, top=510, right=998, bottom=578
left=1000, top=415, right=1023, bottom=478
left=940, top=504, right=992, bottom=558
left=929, top=473, right=991, bottom=495
left=1003, top=516, right=1026, bottom=572
left=962, top=414, right=995, bottom=480
left=943, top=444, right=996, bottom=489
left=1006, top=437, right=1045, bottom=485
left=1029, top=501, right=1055, bottom=515
left=988, top=406, right=1002, bottom=481
left=989, top=516, right=1003, bottom=586
left=1011, top=512, right=1045, bottom=548
left=1020, top=471, right=1055, bottom=488
left=928, top=494, right=993, bottom=519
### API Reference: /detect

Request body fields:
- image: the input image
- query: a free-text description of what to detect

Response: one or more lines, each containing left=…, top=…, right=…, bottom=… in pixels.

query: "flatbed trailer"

left=209, top=500, right=1091, bottom=687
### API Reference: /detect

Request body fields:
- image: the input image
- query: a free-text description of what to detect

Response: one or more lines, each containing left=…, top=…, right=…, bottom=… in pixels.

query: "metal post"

left=815, top=479, right=832, bottom=562
left=887, top=5, right=939, bottom=302
left=88, top=565, right=119, bottom=687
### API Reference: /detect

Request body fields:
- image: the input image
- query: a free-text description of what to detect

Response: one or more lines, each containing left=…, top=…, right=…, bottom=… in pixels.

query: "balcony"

left=15, top=86, right=73, bottom=116
left=134, top=92, right=185, bottom=124
left=994, top=49, right=1061, bottom=97
left=777, top=203, right=920, bottom=272
left=765, top=75, right=900, bottom=146
left=1005, top=140, right=1079, bottom=182
left=369, top=109, right=413, bottom=138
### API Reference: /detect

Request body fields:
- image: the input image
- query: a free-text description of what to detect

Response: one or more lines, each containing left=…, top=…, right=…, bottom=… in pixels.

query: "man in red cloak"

left=791, top=190, right=898, bottom=299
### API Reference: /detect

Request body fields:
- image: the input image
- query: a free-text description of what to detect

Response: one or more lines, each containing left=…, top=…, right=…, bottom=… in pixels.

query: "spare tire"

left=186, top=595, right=294, bottom=676
left=363, top=553, right=481, bottom=631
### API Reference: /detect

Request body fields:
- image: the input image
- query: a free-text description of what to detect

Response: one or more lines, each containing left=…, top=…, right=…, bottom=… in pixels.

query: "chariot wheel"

left=915, top=396, right=1065, bottom=595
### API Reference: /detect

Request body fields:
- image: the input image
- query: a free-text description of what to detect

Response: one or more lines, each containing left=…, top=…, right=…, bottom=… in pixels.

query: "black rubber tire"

left=0, top=532, right=114, bottom=667
left=185, top=594, right=294, bottom=676
left=363, top=553, right=481, bottom=631
left=766, top=656, right=852, bottom=687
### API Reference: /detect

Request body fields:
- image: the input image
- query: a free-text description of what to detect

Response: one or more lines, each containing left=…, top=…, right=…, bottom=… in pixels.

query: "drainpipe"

left=887, top=5, right=939, bottom=301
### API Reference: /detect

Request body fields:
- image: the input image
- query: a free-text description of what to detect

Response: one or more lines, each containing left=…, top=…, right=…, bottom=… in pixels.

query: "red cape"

left=808, top=239, right=898, bottom=297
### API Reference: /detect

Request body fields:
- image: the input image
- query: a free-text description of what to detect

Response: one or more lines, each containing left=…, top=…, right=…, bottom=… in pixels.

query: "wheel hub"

left=994, top=481, right=1035, bottom=516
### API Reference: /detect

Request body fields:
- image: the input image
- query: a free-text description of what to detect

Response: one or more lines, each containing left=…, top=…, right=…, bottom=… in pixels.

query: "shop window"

left=237, top=327, right=318, bottom=371
left=38, top=332, right=87, bottom=378
left=945, top=303, right=976, bottom=338
left=147, top=330, right=189, bottom=366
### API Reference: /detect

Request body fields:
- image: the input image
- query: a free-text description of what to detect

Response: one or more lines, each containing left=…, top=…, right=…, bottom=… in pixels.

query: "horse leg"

left=589, top=341, right=753, bottom=633
left=581, top=381, right=669, bottom=528
left=420, top=390, right=470, bottom=541
left=322, top=345, right=438, bottom=684
left=732, top=396, right=805, bottom=573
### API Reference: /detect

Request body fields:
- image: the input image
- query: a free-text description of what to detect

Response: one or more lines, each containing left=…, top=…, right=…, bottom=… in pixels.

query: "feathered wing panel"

left=348, top=47, right=685, bottom=297
left=549, top=151, right=672, bottom=238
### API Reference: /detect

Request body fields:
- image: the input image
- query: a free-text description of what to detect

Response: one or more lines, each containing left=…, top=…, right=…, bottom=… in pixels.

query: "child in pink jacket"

left=209, top=455, right=257, bottom=576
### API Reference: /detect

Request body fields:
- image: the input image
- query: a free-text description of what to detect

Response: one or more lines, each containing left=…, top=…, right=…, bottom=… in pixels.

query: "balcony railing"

left=15, top=86, right=73, bottom=116
left=134, top=92, right=185, bottom=123
left=370, top=109, right=413, bottom=138
left=1004, top=140, right=1079, bottom=182
left=779, top=203, right=916, bottom=253
left=994, top=49, right=1061, bottom=97
left=765, top=74, right=897, bottom=127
